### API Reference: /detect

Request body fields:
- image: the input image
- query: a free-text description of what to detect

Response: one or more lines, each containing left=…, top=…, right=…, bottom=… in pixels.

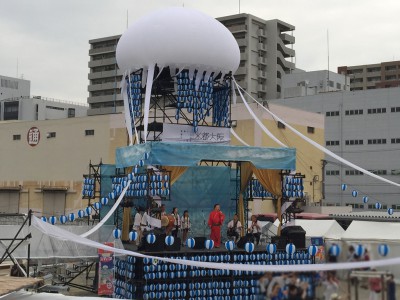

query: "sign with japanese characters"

left=98, top=242, right=114, bottom=296
left=27, top=127, right=40, bottom=147
left=162, top=123, right=230, bottom=144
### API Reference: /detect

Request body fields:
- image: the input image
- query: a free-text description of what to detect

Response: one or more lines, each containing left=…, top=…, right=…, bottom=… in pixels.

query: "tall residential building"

left=338, top=61, right=400, bottom=91
left=87, top=14, right=296, bottom=115
left=271, top=87, right=400, bottom=210
left=87, top=35, right=122, bottom=116
left=217, top=14, right=295, bottom=101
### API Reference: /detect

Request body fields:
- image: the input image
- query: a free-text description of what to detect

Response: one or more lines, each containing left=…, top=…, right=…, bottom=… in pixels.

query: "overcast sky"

left=1, top=0, right=399, bottom=104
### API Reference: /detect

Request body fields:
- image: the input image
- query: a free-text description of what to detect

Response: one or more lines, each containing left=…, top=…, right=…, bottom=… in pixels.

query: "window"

left=336, top=83, right=341, bottom=89
left=368, top=139, right=386, bottom=144
left=326, top=111, right=340, bottom=117
left=386, top=75, right=397, bottom=81
left=385, top=65, right=397, bottom=71
left=391, top=107, right=400, bottom=112
left=345, top=139, right=363, bottom=145
left=4, top=101, right=19, bottom=120
left=367, top=108, right=386, bottom=114
left=307, top=127, right=315, bottom=134
left=368, top=170, right=387, bottom=175
left=345, top=170, right=364, bottom=175
left=46, top=106, right=64, bottom=111
left=13, top=134, right=21, bottom=141
left=68, top=108, right=75, bottom=118
left=345, top=109, right=363, bottom=115
left=326, top=140, right=340, bottom=146
left=328, top=80, right=334, bottom=87
left=277, top=121, right=285, bottom=129
left=47, top=132, right=56, bottom=138
left=326, top=170, right=339, bottom=176
left=85, top=129, right=95, bottom=136
left=392, top=138, right=400, bottom=144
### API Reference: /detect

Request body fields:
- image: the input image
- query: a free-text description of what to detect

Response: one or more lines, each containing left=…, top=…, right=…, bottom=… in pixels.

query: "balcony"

left=257, top=43, right=266, bottom=51
left=88, top=82, right=118, bottom=92
left=89, top=45, right=117, bottom=56
left=280, top=33, right=295, bottom=45
left=229, top=24, right=247, bottom=34
left=235, top=67, right=246, bottom=75
left=258, top=57, right=266, bottom=65
left=258, top=84, right=266, bottom=92
left=87, top=94, right=123, bottom=104
left=237, top=39, right=247, bottom=47
left=277, top=39, right=295, bottom=58
left=258, top=28, right=266, bottom=37
left=277, top=52, right=295, bottom=71
left=88, top=70, right=122, bottom=80
left=88, top=57, right=117, bottom=68
left=258, top=70, right=266, bottom=78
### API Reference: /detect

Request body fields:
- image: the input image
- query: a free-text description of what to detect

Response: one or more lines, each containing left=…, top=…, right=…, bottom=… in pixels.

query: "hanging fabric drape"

left=162, top=166, right=189, bottom=185
left=238, top=162, right=254, bottom=236
left=122, top=207, right=132, bottom=241
left=230, top=128, right=250, bottom=146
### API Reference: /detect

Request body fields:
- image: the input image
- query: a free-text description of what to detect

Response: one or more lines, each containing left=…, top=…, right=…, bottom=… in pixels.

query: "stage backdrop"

left=168, top=166, right=235, bottom=238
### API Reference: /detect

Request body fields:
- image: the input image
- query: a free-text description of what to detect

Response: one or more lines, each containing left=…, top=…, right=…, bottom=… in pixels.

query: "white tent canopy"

left=341, top=220, right=400, bottom=242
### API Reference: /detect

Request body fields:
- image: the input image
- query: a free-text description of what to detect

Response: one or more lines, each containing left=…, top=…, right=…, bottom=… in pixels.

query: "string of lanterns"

left=329, top=243, right=390, bottom=258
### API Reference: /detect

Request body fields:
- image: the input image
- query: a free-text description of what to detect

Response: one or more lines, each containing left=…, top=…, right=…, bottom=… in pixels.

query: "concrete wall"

left=0, top=75, right=30, bottom=101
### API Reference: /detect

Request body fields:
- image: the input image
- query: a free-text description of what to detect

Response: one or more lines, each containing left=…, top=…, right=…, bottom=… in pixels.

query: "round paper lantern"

left=109, top=192, right=116, bottom=200
left=100, top=197, right=109, bottom=206
left=362, top=196, right=369, bottom=204
left=85, top=206, right=92, bottom=215
left=59, top=215, right=67, bottom=224
left=329, top=244, right=341, bottom=257
left=186, top=238, right=195, bottom=248
left=266, top=243, right=277, bottom=254
left=49, top=216, right=57, bottom=225
left=139, top=159, right=145, bottom=167
left=378, top=244, right=390, bottom=257
left=355, top=244, right=365, bottom=257
left=93, top=202, right=101, bottom=210
left=129, top=231, right=138, bottom=241
left=245, top=242, right=255, bottom=253
left=225, top=240, right=235, bottom=251
left=351, top=190, right=358, bottom=197
left=41, top=216, right=47, bottom=222
left=144, top=152, right=150, bottom=160
left=146, top=233, right=156, bottom=244
left=375, top=202, right=382, bottom=209
left=308, top=245, right=318, bottom=256
left=77, top=210, right=85, bottom=218
left=113, top=228, right=122, bottom=239
left=68, top=213, right=75, bottom=222
left=165, top=235, right=175, bottom=246
left=205, top=239, right=214, bottom=250
left=388, top=208, right=394, bottom=215
left=286, top=243, right=296, bottom=255
left=341, top=184, right=347, bottom=191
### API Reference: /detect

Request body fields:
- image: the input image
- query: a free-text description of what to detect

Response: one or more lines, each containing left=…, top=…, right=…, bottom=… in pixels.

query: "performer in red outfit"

left=208, top=204, right=225, bottom=247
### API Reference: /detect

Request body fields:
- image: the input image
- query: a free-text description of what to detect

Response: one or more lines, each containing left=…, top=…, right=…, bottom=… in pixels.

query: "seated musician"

left=247, top=215, right=262, bottom=245
left=227, top=214, right=242, bottom=243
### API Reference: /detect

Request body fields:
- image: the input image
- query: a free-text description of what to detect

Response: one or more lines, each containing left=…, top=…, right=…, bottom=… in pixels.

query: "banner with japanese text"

left=161, top=123, right=230, bottom=144
left=98, top=242, right=114, bottom=295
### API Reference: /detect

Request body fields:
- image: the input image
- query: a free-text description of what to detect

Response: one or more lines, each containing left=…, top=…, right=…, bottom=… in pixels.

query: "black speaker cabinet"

left=141, top=233, right=166, bottom=252
left=281, top=226, right=306, bottom=249
left=237, top=235, right=253, bottom=249
left=193, top=237, right=206, bottom=250
left=271, top=236, right=288, bottom=250
left=165, top=237, right=181, bottom=251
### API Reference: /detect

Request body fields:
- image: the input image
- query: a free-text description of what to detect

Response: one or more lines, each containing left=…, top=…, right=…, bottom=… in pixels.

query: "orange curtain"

left=163, top=166, right=188, bottom=185
left=122, top=207, right=132, bottom=241
left=251, top=167, right=283, bottom=235
left=238, top=162, right=254, bottom=236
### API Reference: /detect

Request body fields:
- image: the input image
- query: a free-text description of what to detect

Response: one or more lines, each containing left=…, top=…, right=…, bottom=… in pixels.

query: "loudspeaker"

left=281, top=226, right=306, bottom=249
left=237, top=235, right=254, bottom=249
left=140, top=233, right=166, bottom=252
left=193, top=237, right=206, bottom=250
left=165, top=237, right=181, bottom=251
left=271, top=236, right=287, bottom=250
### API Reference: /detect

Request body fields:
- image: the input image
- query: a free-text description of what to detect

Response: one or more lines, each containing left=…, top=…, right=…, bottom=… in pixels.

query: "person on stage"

left=171, top=207, right=181, bottom=238
left=133, top=207, right=143, bottom=246
left=208, top=204, right=225, bottom=248
left=160, top=204, right=166, bottom=217
left=181, top=210, right=191, bottom=245
left=227, top=214, right=242, bottom=243
left=247, top=215, right=262, bottom=245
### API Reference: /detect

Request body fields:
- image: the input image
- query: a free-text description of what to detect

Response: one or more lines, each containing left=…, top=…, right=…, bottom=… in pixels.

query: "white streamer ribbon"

left=143, top=64, right=155, bottom=143
left=234, top=80, right=400, bottom=188
left=80, top=180, right=131, bottom=238
left=234, top=79, right=287, bottom=148
left=230, top=128, right=250, bottom=146
left=121, top=75, right=133, bottom=145
left=32, top=214, right=400, bottom=272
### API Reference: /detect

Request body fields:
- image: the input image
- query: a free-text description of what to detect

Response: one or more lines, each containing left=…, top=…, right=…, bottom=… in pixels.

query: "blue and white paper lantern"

left=129, top=231, right=138, bottom=241
left=139, top=159, right=145, bottom=167
left=266, top=243, right=277, bottom=254
left=378, top=244, right=390, bottom=257
left=68, top=213, right=75, bottom=222
left=352, top=190, right=358, bottom=197
left=186, top=238, right=195, bottom=248
left=286, top=243, right=296, bottom=255
left=205, top=239, right=214, bottom=250
left=388, top=208, right=394, bottom=215
left=146, top=233, right=156, bottom=244
left=78, top=210, right=85, bottom=218
left=245, top=242, right=255, bottom=253
left=113, top=228, right=122, bottom=239
left=329, top=244, right=341, bottom=257
left=100, top=197, right=109, bottom=206
left=85, top=206, right=92, bottom=215
left=362, top=196, right=369, bottom=204
left=225, top=240, right=235, bottom=251
left=308, top=245, right=318, bottom=256
left=355, top=244, right=365, bottom=257
left=93, top=202, right=101, bottom=210
left=41, top=216, right=47, bottom=222
left=49, top=216, right=57, bottom=225
left=375, top=202, right=382, bottom=209
left=165, top=235, right=175, bottom=246
left=59, top=215, right=67, bottom=224
left=144, top=152, right=150, bottom=160
left=341, top=184, right=347, bottom=191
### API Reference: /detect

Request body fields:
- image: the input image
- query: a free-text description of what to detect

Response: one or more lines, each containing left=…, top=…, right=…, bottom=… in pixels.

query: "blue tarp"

left=115, top=142, right=296, bottom=170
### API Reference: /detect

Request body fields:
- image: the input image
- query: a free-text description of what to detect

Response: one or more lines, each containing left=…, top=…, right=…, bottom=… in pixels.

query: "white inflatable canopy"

left=116, top=7, right=240, bottom=75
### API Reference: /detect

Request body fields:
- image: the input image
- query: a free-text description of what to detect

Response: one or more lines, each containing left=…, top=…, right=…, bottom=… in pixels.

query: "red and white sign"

left=27, top=127, right=40, bottom=147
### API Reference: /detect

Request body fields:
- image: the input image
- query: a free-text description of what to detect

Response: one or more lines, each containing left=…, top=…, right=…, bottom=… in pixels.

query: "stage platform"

left=0, top=277, right=44, bottom=296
